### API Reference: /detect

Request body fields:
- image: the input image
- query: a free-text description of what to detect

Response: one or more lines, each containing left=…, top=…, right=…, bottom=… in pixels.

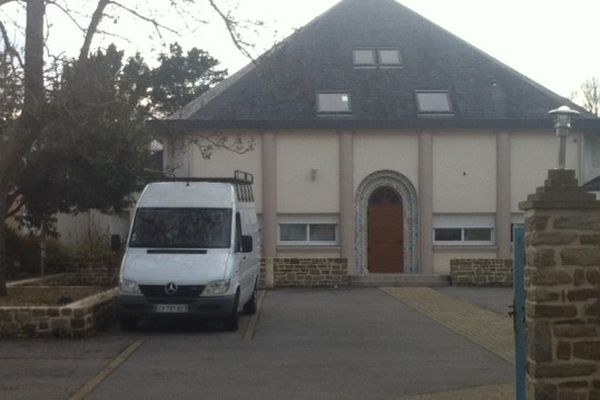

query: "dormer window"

left=353, top=49, right=376, bottom=66
left=317, top=92, right=351, bottom=114
left=353, top=48, right=402, bottom=68
left=378, top=48, right=402, bottom=66
left=415, top=91, right=453, bottom=117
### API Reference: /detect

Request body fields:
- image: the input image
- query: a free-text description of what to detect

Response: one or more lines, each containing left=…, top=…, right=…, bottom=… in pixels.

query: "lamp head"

left=549, top=105, right=580, bottom=135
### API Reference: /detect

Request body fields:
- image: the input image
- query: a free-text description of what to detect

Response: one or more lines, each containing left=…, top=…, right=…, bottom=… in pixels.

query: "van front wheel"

left=243, top=281, right=258, bottom=315
left=223, top=293, right=240, bottom=332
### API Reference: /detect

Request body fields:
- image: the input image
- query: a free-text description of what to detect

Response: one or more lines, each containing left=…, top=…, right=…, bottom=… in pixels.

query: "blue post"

left=513, top=224, right=526, bottom=400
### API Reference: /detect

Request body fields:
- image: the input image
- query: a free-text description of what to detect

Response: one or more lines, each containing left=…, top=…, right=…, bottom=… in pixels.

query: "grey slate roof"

left=167, top=0, right=597, bottom=128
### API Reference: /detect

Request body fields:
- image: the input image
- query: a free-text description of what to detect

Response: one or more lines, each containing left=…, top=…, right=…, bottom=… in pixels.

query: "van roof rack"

left=156, top=170, right=254, bottom=185
left=153, top=171, right=255, bottom=201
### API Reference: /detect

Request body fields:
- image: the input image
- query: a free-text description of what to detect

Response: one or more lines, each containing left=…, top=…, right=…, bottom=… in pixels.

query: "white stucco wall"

left=432, top=132, right=496, bottom=213
left=189, top=131, right=263, bottom=213
left=164, top=128, right=586, bottom=273
left=582, top=132, right=600, bottom=184
left=277, top=248, right=341, bottom=258
left=276, top=132, right=339, bottom=213
left=354, top=130, right=419, bottom=193
left=510, top=131, right=580, bottom=212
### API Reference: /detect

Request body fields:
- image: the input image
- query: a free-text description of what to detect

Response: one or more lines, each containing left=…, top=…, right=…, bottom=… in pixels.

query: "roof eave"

left=149, top=118, right=600, bottom=134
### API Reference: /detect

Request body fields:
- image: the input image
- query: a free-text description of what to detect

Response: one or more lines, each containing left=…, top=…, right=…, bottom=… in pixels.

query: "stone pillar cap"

left=519, top=169, right=600, bottom=210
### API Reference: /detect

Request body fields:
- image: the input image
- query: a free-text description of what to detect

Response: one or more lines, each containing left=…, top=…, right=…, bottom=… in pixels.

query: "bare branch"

left=582, top=78, right=600, bottom=117
left=168, top=1, right=192, bottom=32
left=108, top=1, right=178, bottom=42
left=79, top=0, right=110, bottom=62
left=46, top=1, right=86, bottom=34
left=95, top=28, right=130, bottom=44
left=186, top=133, right=255, bottom=160
left=0, top=20, right=24, bottom=68
left=207, top=0, right=254, bottom=61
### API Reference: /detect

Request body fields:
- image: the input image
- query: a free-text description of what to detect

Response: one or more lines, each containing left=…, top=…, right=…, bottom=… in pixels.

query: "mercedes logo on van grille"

left=164, top=282, right=178, bottom=295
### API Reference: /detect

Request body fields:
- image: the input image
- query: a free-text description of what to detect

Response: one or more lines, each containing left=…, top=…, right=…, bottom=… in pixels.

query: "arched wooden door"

left=367, top=187, right=403, bottom=273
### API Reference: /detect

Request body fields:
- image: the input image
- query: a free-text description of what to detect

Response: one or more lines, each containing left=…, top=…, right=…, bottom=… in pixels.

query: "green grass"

left=0, top=287, right=105, bottom=307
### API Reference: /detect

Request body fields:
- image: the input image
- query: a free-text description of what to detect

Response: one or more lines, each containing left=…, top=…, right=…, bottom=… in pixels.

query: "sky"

left=2, top=0, right=599, bottom=100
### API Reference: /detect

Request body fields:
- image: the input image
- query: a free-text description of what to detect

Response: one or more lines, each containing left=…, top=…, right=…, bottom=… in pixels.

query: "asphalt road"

left=0, top=288, right=513, bottom=400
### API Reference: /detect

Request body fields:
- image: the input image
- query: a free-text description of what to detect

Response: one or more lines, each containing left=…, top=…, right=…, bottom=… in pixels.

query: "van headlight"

left=202, top=279, right=231, bottom=296
left=120, top=279, right=142, bottom=295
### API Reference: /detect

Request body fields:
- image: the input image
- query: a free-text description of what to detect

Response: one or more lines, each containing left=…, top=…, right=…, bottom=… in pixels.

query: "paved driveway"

left=0, top=288, right=514, bottom=400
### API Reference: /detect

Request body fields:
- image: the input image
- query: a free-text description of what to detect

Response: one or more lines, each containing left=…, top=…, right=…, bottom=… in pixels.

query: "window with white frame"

left=433, top=214, right=495, bottom=245
left=278, top=215, right=338, bottom=245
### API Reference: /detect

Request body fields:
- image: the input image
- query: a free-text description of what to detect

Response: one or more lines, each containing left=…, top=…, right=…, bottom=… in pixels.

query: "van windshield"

left=129, top=208, right=232, bottom=249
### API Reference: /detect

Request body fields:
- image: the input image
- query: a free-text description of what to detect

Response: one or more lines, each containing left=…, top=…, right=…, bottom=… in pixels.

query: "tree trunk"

left=24, top=0, right=44, bottom=114
left=0, top=182, right=7, bottom=296
left=0, top=0, right=45, bottom=297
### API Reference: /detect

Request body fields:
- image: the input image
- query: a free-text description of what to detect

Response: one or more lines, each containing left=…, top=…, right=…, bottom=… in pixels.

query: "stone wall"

left=0, top=288, right=118, bottom=338
left=260, top=258, right=348, bottom=288
left=450, top=259, right=513, bottom=286
left=259, top=259, right=266, bottom=289
left=521, top=169, right=600, bottom=400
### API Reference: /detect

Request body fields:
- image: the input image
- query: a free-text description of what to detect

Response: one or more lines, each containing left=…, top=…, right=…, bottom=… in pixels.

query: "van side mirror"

left=241, top=235, right=253, bottom=253
left=110, top=234, right=122, bottom=252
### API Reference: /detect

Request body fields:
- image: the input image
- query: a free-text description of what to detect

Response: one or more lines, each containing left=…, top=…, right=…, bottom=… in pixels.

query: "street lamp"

left=548, top=105, right=580, bottom=169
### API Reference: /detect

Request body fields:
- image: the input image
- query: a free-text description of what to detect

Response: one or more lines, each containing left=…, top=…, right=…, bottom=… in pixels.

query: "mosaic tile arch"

left=355, top=170, right=419, bottom=274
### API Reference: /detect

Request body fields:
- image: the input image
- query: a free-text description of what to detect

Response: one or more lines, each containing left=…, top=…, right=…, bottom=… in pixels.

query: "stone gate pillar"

left=520, top=169, right=600, bottom=400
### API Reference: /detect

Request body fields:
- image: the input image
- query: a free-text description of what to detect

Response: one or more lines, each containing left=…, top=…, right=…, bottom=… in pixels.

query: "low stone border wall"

left=0, top=288, right=118, bottom=338
left=261, top=258, right=349, bottom=288
left=450, top=259, right=513, bottom=286
left=7, top=274, right=70, bottom=288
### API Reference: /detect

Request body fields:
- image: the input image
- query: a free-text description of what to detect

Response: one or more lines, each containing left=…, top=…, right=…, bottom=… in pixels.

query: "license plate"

left=155, top=304, right=189, bottom=313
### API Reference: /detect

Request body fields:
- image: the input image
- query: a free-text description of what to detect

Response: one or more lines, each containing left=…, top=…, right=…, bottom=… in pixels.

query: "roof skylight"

left=415, top=91, right=453, bottom=116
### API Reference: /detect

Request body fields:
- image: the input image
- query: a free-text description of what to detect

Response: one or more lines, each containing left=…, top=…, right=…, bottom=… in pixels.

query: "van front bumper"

left=119, top=293, right=237, bottom=319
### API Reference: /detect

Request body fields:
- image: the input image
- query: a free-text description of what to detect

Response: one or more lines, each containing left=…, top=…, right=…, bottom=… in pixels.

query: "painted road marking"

left=244, top=290, right=266, bottom=341
left=68, top=339, right=145, bottom=400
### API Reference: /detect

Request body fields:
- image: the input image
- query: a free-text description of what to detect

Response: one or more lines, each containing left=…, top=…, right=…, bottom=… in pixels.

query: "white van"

left=118, top=171, right=260, bottom=331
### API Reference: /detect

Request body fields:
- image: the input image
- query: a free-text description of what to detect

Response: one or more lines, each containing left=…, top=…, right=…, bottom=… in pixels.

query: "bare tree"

left=0, top=0, right=260, bottom=296
left=573, top=77, right=600, bottom=117
left=581, top=78, right=600, bottom=117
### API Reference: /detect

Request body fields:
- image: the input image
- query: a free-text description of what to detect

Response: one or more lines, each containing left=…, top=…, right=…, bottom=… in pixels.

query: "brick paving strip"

left=381, top=287, right=515, bottom=400
left=380, top=287, right=515, bottom=363
left=392, top=383, right=514, bottom=400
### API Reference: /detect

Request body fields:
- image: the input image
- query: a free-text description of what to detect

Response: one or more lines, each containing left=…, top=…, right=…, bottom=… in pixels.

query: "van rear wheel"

left=223, top=293, right=240, bottom=332
left=243, top=281, right=258, bottom=315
